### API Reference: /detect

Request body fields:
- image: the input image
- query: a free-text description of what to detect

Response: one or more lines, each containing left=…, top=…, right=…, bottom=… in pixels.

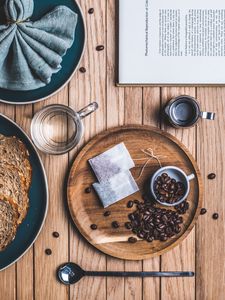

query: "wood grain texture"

left=196, top=87, right=225, bottom=300
left=124, top=88, right=142, bottom=300
left=15, top=105, right=34, bottom=300
left=143, top=88, right=161, bottom=300
left=67, top=126, right=202, bottom=260
left=69, top=1, right=107, bottom=300
left=106, top=1, right=125, bottom=300
left=0, top=1, right=224, bottom=299
left=161, top=87, right=196, bottom=300
left=33, top=88, right=69, bottom=300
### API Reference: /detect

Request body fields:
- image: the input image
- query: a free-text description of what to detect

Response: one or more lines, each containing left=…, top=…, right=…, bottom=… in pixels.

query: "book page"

left=119, top=0, right=225, bottom=84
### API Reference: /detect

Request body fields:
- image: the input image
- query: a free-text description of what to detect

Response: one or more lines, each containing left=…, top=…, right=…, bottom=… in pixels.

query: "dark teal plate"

left=0, top=0, right=85, bottom=104
left=0, top=114, right=48, bottom=271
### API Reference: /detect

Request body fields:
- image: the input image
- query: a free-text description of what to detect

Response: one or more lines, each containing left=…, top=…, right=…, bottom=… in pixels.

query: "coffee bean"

left=212, top=213, right=219, bottom=220
left=128, top=237, right=137, bottom=243
left=90, top=224, right=97, bottom=230
left=127, top=200, right=134, bottom=208
left=112, top=221, right=119, bottom=228
left=79, top=67, right=86, bottom=73
left=160, top=234, right=168, bottom=241
left=146, top=236, right=154, bottom=242
left=45, top=249, right=52, bottom=255
left=175, top=200, right=189, bottom=214
left=128, top=213, right=135, bottom=221
left=208, top=173, right=216, bottom=180
left=52, top=232, right=59, bottom=238
left=103, top=211, right=111, bottom=217
left=88, top=8, right=94, bottom=14
left=126, top=200, right=184, bottom=243
left=200, top=208, right=207, bottom=215
left=134, top=199, right=140, bottom=204
left=85, top=187, right=91, bottom=193
left=96, top=45, right=104, bottom=51
left=154, top=174, right=185, bottom=204
left=125, top=222, right=132, bottom=230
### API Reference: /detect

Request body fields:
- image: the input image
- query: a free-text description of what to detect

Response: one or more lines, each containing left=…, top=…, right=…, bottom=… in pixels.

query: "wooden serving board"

left=67, top=125, right=203, bottom=260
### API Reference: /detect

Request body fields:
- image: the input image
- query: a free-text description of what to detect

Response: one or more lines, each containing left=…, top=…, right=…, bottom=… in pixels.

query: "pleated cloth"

left=0, top=0, right=78, bottom=91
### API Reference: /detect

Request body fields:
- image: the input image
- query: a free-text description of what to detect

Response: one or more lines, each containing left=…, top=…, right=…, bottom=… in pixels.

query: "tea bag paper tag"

left=88, top=143, right=135, bottom=182
left=93, top=171, right=139, bottom=208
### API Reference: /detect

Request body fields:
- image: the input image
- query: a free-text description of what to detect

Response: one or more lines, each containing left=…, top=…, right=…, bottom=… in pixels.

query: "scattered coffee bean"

left=208, top=173, right=216, bottom=180
left=45, top=249, right=52, bottom=255
left=52, top=231, right=59, bottom=238
left=200, top=208, right=207, bottom=215
left=175, top=200, right=189, bottom=214
left=134, top=200, right=140, bottom=204
left=79, top=67, right=86, bottom=73
left=127, top=200, right=134, bottom=208
left=212, top=213, right=219, bottom=220
left=154, top=173, right=185, bottom=204
left=90, top=224, right=97, bottom=230
left=96, top=45, right=104, bottom=51
left=142, top=194, right=149, bottom=202
left=128, top=237, right=137, bottom=243
left=103, top=211, right=111, bottom=217
left=85, top=187, right=92, bottom=193
left=88, top=8, right=94, bottom=14
left=112, top=221, right=119, bottom=228
left=125, top=222, right=133, bottom=230
left=126, top=201, right=183, bottom=243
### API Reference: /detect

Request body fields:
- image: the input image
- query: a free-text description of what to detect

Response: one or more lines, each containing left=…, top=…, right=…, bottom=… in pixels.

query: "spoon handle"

left=85, top=271, right=194, bottom=277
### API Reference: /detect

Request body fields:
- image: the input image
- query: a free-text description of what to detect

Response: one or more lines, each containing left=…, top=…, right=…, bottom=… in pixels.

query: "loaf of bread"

left=0, top=198, right=18, bottom=251
left=0, top=134, right=32, bottom=190
left=0, top=164, right=29, bottom=224
left=0, top=134, right=32, bottom=251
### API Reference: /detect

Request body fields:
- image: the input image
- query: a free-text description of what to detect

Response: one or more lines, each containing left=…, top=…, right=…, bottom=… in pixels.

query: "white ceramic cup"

left=150, top=166, right=195, bottom=207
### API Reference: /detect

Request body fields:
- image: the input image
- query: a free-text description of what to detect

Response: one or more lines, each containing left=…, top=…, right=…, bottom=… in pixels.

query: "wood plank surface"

left=161, top=87, right=196, bottom=300
left=196, top=87, right=225, bottom=300
left=0, top=1, right=224, bottom=300
left=69, top=1, right=107, bottom=300
left=33, top=88, right=69, bottom=300
left=106, top=1, right=125, bottom=300
left=143, top=88, right=161, bottom=300
left=124, top=87, right=142, bottom=300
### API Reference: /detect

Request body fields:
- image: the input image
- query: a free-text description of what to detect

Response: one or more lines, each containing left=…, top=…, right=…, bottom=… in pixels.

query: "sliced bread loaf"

left=0, top=164, right=29, bottom=224
left=0, top=198, right=19, bottom=251
left=0, top=135, right=32, bottom=190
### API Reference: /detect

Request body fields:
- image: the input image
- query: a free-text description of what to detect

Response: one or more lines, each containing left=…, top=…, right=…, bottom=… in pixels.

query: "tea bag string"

left=134, top=148, right=165, bottom=181
left=6, top=18, right=30, bottom=25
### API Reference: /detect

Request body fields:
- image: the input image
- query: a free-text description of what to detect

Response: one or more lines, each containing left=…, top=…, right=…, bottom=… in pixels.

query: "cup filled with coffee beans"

left=150, top=166, right=195, bottom=207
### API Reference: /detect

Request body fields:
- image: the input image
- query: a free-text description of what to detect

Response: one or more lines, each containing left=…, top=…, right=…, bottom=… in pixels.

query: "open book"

left=118, top=0, right=225, bottom=85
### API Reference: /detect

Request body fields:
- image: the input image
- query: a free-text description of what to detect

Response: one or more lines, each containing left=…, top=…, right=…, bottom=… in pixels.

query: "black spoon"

left=57, top=263, right=194, bottom=285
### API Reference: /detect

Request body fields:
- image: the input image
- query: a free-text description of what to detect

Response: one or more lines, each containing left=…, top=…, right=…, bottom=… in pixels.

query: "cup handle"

left=200, top=111, right=215, bottom=120
left=187, top=174, right=195, bottom=181
left=78, top=102, right=99, bottom=119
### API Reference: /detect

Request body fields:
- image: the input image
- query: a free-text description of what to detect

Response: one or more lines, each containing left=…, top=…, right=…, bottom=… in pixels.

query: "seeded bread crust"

left=0, top=164, right=29, bottom=224
left=0, top=135, right=32, bottom=190
left=0, top=198, right=19, bottom=251
left=0, top=134, right=32, bottom=251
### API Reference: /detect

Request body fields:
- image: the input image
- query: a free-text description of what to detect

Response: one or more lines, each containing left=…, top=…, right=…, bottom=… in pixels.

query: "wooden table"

left=0, top=1, right=224, bottom=299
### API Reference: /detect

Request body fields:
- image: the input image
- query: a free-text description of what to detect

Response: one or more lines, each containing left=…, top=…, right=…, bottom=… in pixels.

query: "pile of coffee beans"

left=154, top=173, right=185, bottom=204
left=175, top=200, right=189, bottom=214
left=126, top=201, right=183, bottom=242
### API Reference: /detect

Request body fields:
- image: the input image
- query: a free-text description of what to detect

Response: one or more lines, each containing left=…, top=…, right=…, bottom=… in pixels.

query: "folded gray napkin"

left=0, top=0, right=78, bottom=91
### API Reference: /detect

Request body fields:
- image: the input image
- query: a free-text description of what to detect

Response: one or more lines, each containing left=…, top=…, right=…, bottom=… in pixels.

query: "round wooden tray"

left=67, top=126, right=203, bottom=260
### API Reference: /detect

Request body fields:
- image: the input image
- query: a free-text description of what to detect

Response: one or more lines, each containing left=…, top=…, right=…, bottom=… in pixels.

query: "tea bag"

left=89, top=143, right=135, bottom=182
left=93, top=171, right=139, bottom=208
